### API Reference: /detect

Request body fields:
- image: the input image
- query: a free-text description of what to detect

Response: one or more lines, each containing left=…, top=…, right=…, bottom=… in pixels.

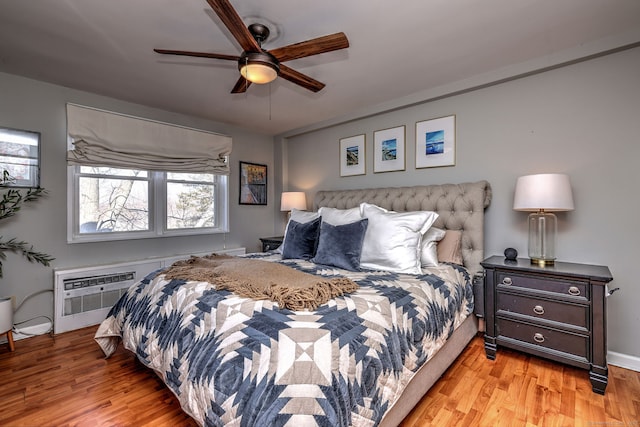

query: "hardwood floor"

left=0, top=327, right=196, bottom=427
left=400, top=338, right=640, bottom=427
left=1, top=327, right=638, bottom=426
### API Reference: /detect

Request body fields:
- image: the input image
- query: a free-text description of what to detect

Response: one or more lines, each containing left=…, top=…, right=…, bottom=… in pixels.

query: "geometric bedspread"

left=95, top=253, right=474, bottom=427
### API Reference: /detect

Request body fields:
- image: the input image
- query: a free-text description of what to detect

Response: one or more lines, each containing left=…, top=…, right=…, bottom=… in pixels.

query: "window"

left=68, top=166, right=228, bottom=243
left=0, top=126, right=40, bottom=188
left=65, top=104, right=232, bottom=243
left=166, top=172, right=217, bottom=230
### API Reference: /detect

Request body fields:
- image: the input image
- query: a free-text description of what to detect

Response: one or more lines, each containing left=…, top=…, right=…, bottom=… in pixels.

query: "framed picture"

left=373, top=125, right=405, bottom=173
left=0, top=126, right=41, bottom=188
left=339, top=134, right=366, bottom=177
left=415, top=115, right=456, bottom=169
left=239, top=161, right=267, bottom=205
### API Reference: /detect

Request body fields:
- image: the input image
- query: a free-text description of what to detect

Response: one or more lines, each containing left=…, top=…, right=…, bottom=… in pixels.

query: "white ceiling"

left=1, top=0, right=639, bottom=136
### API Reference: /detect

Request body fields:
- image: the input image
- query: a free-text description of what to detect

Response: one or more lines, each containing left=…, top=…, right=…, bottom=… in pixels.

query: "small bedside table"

left=481, top=255, right=613, bottom=394
left=260, top=236, right=284, bottom=252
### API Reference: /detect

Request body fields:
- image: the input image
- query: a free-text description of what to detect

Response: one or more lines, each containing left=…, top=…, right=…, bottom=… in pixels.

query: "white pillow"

left=290, top=208, right=320, bottom=224
left=359, top=203, right=439, bottom=274
left=420, top=227, right=446, bottom=267
left=277, top=209, right=320, bottom=253
left=318, top=206, right=362, bottom=225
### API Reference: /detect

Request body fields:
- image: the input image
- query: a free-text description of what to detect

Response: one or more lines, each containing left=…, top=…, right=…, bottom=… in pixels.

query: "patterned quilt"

left=95, top=253, right=474, bottom=427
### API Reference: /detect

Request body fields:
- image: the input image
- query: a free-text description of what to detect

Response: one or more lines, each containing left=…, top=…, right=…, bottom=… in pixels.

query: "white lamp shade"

left=513, top=174, right=575, bottom=212
left=280, top=192, right=307, bottom=211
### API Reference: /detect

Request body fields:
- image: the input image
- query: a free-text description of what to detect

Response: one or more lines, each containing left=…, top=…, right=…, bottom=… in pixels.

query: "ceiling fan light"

left=240, top=63, right=278, bottom=84
left=239, top=51, right=279, bottom=84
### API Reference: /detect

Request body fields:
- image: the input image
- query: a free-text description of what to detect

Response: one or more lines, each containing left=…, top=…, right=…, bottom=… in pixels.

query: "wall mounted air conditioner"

left=53, top=248, right=245, bottom=334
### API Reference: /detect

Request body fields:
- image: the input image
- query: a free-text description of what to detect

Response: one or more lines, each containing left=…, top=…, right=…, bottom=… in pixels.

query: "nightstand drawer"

left=497, top=292, right=588, bottom=330
left=497, top=272, right=588, bottom=300
left=497, top=318, right=589, bottom=360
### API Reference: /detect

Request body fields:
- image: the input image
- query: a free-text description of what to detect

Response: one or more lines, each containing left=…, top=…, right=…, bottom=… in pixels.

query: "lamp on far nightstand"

left=513, top=173, right=574, bottom=267
left=280, top=191, right=307, bottom=217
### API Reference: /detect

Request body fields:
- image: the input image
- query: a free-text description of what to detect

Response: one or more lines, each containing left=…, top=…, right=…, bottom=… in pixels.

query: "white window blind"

left=66, top=104, right=232, bottom=174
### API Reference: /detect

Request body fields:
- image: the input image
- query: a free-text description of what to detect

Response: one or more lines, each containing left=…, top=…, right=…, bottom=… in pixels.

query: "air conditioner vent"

left=63, top=271, right=135, bottom=290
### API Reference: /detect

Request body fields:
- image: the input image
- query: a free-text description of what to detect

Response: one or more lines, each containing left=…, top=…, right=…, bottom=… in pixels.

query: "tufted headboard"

left=313, top=181, right=492, bottom=275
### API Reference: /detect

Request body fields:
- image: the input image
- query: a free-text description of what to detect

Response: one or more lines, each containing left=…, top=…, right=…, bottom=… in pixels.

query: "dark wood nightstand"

left=481, top=255, right=613, bottom=394
left=260, top=236, right=284, bottom=252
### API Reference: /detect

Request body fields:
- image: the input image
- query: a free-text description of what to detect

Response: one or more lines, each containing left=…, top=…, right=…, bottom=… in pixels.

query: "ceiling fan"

left=154, top=0, right=349, bottom=94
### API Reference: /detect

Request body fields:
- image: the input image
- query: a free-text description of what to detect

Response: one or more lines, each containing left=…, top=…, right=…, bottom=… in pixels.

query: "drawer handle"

left=568, top=286, right=581, bottom=296
left=502, top=277, right=512, bottom=286
left=533, top=333, right=545, bottom=343
left=533, top=305, right=545, bottom=315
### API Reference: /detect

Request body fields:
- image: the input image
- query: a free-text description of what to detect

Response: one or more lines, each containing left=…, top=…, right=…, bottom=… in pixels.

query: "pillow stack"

left=277, top=203, right=464, bottom=273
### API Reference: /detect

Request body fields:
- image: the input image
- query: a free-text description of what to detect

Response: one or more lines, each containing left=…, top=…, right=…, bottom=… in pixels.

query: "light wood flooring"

left=1, top=326, right=638, bottom=426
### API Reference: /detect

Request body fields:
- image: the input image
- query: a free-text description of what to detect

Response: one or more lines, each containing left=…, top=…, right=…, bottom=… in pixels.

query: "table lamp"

left=513, top=173, right=574, bottom=266
left=280, top=191, right=307, bottom=217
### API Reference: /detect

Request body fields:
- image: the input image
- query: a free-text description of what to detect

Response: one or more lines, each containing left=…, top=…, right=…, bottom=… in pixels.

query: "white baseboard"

left=608, top=351, right=640, bottom=372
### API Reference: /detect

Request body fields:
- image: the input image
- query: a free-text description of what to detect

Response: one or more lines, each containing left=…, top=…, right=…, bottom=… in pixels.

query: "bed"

left=95, top=180, right=492, bottom=426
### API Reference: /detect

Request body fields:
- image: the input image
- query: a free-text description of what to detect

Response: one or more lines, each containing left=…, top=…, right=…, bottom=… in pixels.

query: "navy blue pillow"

left=311, top=218, right=369, bottom=271
left=281, top=217, right=321, bottom=260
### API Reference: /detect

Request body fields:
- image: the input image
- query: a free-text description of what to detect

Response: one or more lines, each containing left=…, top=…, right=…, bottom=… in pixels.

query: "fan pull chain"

left=244, top=56, right=248, bottom=93
left=269, top=83, right=272, bottom=120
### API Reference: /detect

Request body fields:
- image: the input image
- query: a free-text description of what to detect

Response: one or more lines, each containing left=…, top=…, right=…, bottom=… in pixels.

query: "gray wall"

left=0, top=72, right=276, bottom=329
left=2, top=46, right=638, bottom=363
left=283, top=47, right=640, bottom=360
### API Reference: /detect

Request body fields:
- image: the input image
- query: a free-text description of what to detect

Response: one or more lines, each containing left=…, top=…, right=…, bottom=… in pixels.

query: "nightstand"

left=260, top=236, right=284, bottom=252
left=481, top=255, right=613, bottom=394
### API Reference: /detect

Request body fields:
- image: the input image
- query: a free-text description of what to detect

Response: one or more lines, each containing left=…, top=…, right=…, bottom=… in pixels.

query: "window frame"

left=67, top=166, right=229, bottom=243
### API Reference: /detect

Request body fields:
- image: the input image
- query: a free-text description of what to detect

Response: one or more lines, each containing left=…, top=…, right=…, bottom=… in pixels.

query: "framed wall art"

left=239, top=161, right=267, bottom=205
left=339, top=134, right=365, bottom=177
left=0, top=126, right=41, bottom=188
left=415, top=115, right=456, bottom=169
left=373, top=125, right=405, bottom=173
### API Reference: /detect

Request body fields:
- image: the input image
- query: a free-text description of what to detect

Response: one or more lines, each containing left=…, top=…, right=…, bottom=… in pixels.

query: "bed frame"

left=314, top=180, right=492, bottom=425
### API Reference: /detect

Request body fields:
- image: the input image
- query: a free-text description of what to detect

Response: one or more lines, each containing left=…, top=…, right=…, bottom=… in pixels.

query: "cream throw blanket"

left=162, top=254, right=358, bottom=311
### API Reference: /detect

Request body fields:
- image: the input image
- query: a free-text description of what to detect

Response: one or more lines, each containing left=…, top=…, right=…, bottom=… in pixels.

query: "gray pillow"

left=281, top=217, right=321, bottom=260
left=311, top=218, right=368, bottom=271
left=277, top=209, right=320, bottom=253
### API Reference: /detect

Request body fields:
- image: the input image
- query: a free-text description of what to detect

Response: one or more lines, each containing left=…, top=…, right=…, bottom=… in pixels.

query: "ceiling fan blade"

left=231, top=76, right=252, bottom=93
left=154, top=49, right=239, bottom=61
left=206, top=0, right=261, bottom=53
left=269, top=32, right=349, bottom=62
left=278, top=64, right=325, bottom=92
